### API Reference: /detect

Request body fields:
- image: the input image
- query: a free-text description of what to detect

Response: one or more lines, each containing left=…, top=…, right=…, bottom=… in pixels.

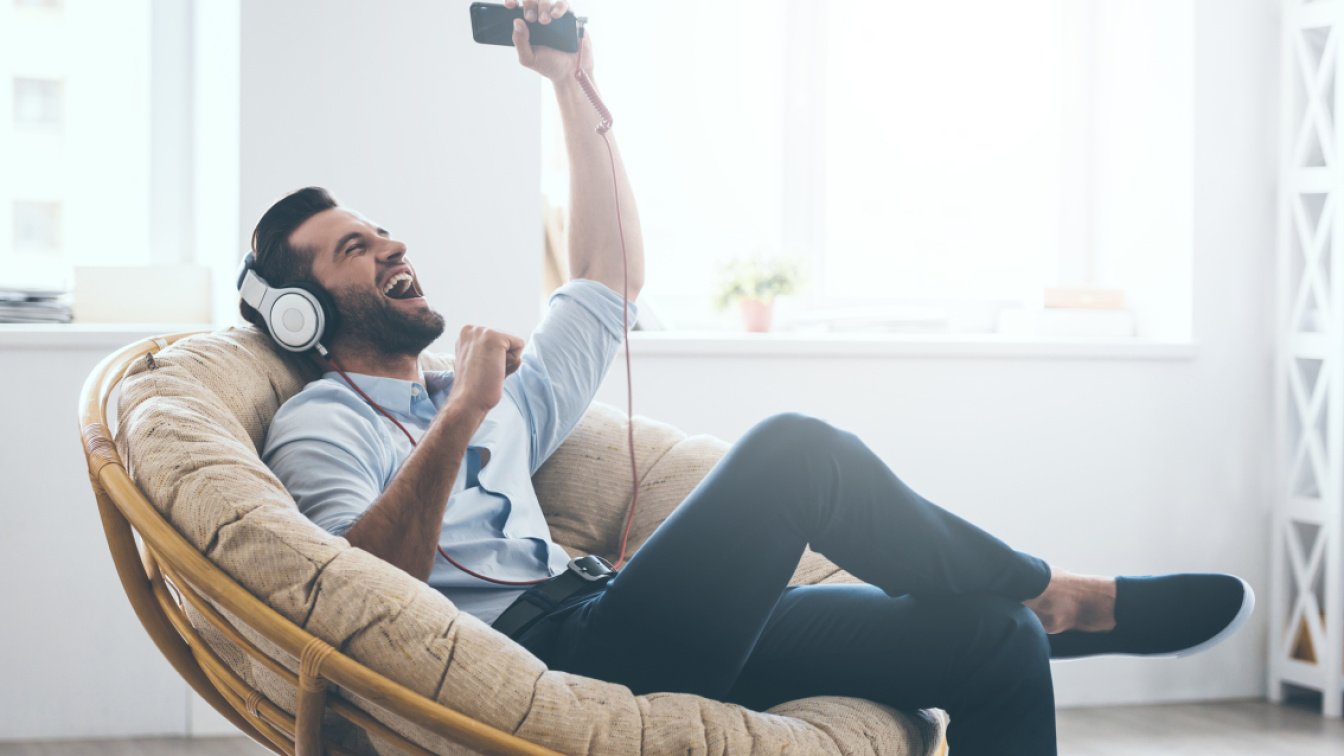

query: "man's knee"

left=935, top=596, right=1056, bottom=744
left=745, top=412, right=838, bottom=450
left=974, top=598, right=1051, bottom=688
left=996, top=600, right=1051, bottom=669
left=939, top=595, right=1051, bottom=683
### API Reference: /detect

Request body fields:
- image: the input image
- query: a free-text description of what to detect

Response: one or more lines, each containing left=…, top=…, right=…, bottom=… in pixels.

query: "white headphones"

left=236, top=252, right=336, bottom=353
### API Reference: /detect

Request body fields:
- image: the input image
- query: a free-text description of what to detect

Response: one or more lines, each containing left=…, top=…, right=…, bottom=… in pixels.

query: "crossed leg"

left=527, top=412, right=1059, bottom=755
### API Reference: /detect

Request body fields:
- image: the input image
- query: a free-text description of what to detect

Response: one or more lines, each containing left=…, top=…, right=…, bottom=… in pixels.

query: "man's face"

left=291, top=207, right=446, bottom=356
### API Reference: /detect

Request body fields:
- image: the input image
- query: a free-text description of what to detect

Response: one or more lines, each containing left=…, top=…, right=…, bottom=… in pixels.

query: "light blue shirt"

left=262, top=279, right=637, bottom=626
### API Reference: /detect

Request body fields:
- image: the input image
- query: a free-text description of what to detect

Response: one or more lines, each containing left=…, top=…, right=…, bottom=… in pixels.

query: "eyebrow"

left=331, top=227, right=391, bottom=259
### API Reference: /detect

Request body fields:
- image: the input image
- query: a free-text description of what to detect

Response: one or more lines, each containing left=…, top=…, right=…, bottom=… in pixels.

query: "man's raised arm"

left=508, top=0, right=645, bottom=299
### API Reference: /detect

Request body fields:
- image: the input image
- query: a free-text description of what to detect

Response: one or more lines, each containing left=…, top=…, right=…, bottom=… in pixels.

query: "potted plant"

left=713, top=257, right=802, bottom=332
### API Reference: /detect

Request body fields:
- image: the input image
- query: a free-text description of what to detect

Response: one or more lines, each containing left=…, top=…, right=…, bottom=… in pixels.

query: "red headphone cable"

left=574, top=34, right=640, bottom=570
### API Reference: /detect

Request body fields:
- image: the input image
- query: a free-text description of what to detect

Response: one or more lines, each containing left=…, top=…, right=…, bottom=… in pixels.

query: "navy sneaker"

left=1048, top=573, right=1254, bottom=660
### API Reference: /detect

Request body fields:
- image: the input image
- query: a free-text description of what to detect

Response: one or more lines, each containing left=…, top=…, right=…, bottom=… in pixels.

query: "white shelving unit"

left=1271, top=0, right=1344, bottom=718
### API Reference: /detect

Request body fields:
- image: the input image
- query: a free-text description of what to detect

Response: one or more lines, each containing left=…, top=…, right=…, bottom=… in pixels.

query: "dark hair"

left=239, top=186, right=339, bottom=330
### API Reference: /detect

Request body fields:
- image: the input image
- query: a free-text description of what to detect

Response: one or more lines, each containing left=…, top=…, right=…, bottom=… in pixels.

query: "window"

left=1, top=0, right=152, bottom=288
left=541, top=0, right=1193, bottom=338
left=818, top=2, right=1067, bottom=305
left=12, top=77, right=62, bottom=130
left=0, top=0, right=240, bottom=324
left=12, top=200, right=61, bottom=255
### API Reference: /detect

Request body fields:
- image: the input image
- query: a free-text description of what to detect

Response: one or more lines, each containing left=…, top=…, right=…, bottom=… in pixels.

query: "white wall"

left=239, top=0, right=544, bottom=343
left=592, top=0, right=1280, bottom=708
left=0, top=0, right=1279, bottom=741
left=0, top=340, right=191, bottom=740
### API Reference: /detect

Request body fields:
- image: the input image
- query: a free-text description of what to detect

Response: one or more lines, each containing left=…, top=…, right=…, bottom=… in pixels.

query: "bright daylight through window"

left=1, top=0, right=152, bottom=323
left=542, top=0, right=1193, bottom=340
left=1, top=0, right=236, bottom=327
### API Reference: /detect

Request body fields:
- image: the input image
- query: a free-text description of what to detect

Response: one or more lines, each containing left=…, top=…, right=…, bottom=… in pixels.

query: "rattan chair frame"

left=79, top=332, right=561, bottom=756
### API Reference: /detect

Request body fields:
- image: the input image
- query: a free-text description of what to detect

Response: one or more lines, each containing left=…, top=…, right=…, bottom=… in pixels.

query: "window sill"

left=0, top=323, right=213, bottom=350
left=627, top=331, right=1197, bottom=360
left=0, top=324, right=1197, bottom=361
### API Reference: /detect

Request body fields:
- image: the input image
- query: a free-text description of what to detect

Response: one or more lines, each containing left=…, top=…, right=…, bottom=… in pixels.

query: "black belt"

left=491, top=555, right=617, bottom=639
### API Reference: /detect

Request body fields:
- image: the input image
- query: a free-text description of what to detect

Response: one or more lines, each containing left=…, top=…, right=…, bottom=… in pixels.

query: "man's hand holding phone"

left=503, top=0, right=594, bottom=82
left=447, top=325, right=524, bottom=417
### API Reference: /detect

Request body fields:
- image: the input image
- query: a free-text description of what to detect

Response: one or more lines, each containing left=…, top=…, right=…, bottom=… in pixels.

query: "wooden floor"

left=1054, top=699, right=1344, bottom=755
left=1, top=699, right=1340, bottom=754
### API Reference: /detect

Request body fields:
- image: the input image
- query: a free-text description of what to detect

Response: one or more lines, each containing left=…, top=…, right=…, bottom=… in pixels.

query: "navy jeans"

left=514, top=413, right=1058, bottom=755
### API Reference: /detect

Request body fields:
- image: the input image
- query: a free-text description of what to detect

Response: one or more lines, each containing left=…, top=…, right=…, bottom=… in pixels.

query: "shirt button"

left=411, top=386, right=421, bottom=397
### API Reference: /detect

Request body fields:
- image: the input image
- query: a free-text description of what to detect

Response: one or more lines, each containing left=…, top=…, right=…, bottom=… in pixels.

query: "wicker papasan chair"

left=78, top=327, right=950, bottom=755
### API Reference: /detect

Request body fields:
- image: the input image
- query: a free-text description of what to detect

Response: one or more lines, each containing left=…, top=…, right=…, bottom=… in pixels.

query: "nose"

left=379, top=237, right=408, bottom=263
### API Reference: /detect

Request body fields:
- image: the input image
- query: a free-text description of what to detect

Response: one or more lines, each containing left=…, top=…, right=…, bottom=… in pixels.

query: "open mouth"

left=382, top=271, right=423, bottom=300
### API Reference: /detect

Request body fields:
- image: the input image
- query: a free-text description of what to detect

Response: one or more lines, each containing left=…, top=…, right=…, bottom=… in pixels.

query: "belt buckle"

left=567, top=555, right=615, bottom=582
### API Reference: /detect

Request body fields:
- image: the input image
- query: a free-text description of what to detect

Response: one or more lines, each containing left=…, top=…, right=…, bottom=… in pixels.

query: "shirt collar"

left=323, top=370, right=428, bottom=417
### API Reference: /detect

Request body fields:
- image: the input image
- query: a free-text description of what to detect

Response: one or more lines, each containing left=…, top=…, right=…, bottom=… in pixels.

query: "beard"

left=327, top=284, right=446, bottom=358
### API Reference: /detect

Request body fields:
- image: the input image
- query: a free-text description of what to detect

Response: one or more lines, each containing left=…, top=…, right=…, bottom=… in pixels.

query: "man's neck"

left=323, top=342, right=422, bottom=383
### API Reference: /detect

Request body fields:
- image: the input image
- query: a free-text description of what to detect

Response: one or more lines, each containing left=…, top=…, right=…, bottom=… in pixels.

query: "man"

left=250, top=4, right=1252, bottom=754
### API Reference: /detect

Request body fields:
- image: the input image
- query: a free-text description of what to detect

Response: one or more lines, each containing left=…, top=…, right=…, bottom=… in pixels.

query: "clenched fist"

left=447, top=325, right=524, bottom=416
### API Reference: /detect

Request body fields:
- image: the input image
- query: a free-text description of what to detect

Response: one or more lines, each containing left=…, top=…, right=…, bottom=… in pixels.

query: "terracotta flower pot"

left=738, top=297, right=774, bottom=332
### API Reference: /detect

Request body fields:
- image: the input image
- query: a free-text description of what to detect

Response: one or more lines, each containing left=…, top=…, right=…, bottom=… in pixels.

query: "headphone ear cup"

left=262, top=287, right=323, bottom=352
left=291, top=282, right=340, bottom=346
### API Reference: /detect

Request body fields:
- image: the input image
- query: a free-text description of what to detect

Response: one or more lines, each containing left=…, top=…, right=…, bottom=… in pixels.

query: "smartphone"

left=470, top=2, right=580, bottom=54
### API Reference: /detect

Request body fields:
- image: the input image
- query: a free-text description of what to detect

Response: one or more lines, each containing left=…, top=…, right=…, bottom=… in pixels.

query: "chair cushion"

left=115, top=327, right=947, bottom=754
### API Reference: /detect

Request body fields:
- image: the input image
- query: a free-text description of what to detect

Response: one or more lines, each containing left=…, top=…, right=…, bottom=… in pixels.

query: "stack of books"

left=0, top=287, right=73, bottom=323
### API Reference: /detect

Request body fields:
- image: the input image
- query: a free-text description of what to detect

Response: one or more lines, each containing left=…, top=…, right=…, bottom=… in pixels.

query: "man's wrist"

left=552, top=76, right=582, bottom=96
left=440, top=395, right=489, bottom=431
left=552, top=72, right=599, bottom=98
